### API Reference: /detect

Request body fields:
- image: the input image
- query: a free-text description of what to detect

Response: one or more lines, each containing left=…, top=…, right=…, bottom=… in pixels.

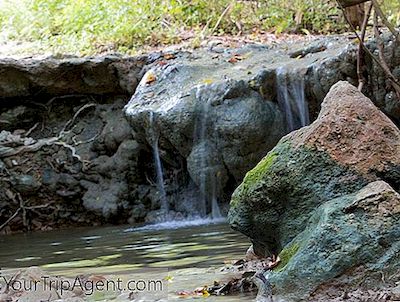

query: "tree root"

left=0, top=103, right=97, bottom=169
left=0, top=192, right=54, bottom=232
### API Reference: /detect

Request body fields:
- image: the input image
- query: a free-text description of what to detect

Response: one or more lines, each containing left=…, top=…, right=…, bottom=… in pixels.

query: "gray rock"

left=270, top=181, right=400, bottom=301
left=228, top=82, right=400, bottom=300
left=0, top=55, right=146, bottom=99
left=81, top=179, right=127, bottom=218
left=11, top=174, right=41, bottom=193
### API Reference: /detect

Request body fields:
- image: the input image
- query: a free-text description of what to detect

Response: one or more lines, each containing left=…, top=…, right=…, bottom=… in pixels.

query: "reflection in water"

left=0, top=223, right=252, bottom=301
left=0, top=223, right=249, bottom=272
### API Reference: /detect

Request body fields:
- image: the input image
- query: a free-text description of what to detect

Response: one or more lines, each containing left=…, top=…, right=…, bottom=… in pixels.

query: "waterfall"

left=194, top=88, right=222, bottom=219
left=276, top=67, right=310, bottom=132
left=149, top=112, right=169, bottom=213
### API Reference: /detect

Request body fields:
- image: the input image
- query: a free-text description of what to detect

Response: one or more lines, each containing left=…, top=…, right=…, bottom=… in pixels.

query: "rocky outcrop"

left=228, top=81, right=400, bottom=300
left=306, top=34, right=400, bottom=123
left=0, top=33, right=398, bottom=232
left=124, top=39, right=356, bottom=210
left=0, top=55, right=146, bottom=99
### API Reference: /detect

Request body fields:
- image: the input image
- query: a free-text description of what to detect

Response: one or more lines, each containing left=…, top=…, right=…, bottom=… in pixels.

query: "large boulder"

left=123, top=40, right=357, bottom=209
left=228, top=81, right=400, bottom=299
left=271, top=180, right=400, bottom=300
left=124, top=48, right=293, bottom=205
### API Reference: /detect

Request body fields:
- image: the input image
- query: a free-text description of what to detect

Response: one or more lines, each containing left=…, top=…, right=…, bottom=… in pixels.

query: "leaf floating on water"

left=227, top=57, right=238, bottom=63
left=164, top=275, right=174, bottom=283
left=144, top=72, right=157, bottom=85
left=176, top=286, right=210, bottom=298
left=266, top=255, right=281, bottom=269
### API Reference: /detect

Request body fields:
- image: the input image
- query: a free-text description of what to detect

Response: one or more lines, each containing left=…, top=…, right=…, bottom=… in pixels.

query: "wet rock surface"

left=228, top=82, right=400, bottom=301
left=124, top=37, right=355, bottom=211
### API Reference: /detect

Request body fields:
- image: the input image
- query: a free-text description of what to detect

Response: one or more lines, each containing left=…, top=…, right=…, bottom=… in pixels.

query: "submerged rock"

left=228, top=81, right=400, bottom=300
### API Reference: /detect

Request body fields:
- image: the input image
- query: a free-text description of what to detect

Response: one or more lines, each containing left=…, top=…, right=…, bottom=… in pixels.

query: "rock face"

left=0, top=55, right=146, bottom=98
left=124, top=49, right=288, bottom=209
left=305, top=34, right=400, bottom=124
left=123, top=40, right=356, bottom=210
left=228, top=81, right=400, bottom=300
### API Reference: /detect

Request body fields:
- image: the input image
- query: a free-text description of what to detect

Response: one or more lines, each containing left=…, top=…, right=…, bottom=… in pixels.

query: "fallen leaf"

left=144, top=71, right=156, bottom=85
left=228, top=57, right=238, bottom=63
left=164, top=275, right=174, bottom=283
left=202, top=78, right=214, bottom=84
left=163, top=53, right=176, bottom=60
left=267, top=255, right=281, bottom=269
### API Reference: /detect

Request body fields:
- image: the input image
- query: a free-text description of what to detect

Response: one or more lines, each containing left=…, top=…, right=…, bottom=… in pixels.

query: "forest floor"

left=0, top=31, right=328, bottom=58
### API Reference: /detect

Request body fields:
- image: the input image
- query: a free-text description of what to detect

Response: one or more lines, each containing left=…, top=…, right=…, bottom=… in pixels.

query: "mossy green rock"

left=228, top=81, right=400, bottom=300
left=228, top=140, right=367, bottom=254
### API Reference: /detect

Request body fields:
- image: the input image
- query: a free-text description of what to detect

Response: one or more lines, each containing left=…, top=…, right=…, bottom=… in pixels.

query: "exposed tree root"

left=0, top=103, right=97, bottom=231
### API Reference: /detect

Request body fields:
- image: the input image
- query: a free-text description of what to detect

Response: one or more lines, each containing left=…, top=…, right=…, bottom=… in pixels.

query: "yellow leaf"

left=164, top=275, right=174, bottom=283
left=145, top=71, right=156, bottom=85
left=202, top=289, right=210, bottom=297
left=202, top=78, right=214, bottom=84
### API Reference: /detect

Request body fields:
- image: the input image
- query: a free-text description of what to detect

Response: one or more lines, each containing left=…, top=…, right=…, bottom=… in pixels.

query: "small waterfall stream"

left=149, top=112, right=169, bottom=213
left=195, top=88, right=222, bottom=219
left=276, top=67, right=310, bottom=132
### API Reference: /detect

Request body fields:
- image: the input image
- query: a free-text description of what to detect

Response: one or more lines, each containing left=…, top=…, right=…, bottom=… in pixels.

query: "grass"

left=0, top=0, right=398, bottom=56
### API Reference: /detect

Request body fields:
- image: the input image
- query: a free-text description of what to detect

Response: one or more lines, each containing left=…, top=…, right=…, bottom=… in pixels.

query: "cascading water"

left=276, top=67, right=310, bottom=132
left=194, top=88, right=222, bottom=219
left=149, top=112, right=169, bottom=213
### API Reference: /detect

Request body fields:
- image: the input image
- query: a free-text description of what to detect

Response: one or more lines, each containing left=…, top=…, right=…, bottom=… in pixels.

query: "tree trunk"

left=338, top=0, right=370, bottom=8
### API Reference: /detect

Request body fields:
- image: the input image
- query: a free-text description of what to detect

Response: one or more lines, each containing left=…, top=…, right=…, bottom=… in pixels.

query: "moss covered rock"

left=228, top=81, right=400, bottom=300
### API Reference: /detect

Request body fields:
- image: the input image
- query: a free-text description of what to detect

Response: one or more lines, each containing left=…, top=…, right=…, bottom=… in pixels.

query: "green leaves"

left=0, top=0, right=398, bottom=55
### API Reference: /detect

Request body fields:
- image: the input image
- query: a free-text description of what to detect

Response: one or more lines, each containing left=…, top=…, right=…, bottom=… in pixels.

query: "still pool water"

left=0, top=220, right=255, bottom=301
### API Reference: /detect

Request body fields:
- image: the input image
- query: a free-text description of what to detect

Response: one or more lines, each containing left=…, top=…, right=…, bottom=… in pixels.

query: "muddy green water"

left=0, top=221, right=255, bottom=301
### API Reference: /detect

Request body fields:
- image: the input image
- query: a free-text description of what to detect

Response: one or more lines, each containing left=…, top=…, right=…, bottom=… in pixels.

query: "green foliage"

left=0, top=0, right=398, bottom=55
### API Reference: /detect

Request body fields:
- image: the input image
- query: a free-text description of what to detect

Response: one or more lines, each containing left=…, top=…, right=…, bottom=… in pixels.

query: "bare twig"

left=24, top=122, right=39, bottom=137
left=373, top=10, right=400, bottom=98
left=371, top=0, right=400, bottom=42
left=60, top=103, right=96, bottom=136
left=211, top=2, right=234, bottom=34
left=54, top=141, right=82, bottom=162
left=337, top=0, right=400, bottom=97
left=0, top=208, right=20, bottom=232
left=25, top=202, right=54, bottom=210
left=72, top=132, right=99, bottom=146
left=0, top=191, right=54, bottom=232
